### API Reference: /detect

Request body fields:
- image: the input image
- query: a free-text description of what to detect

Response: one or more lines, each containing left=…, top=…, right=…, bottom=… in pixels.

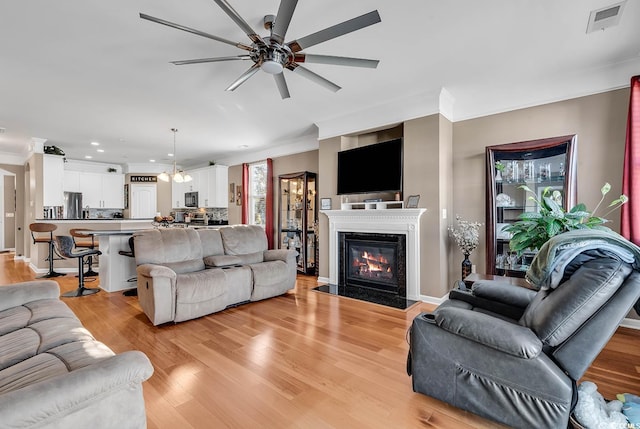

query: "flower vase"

left=495, top=169, right=502, bottom=182
left=461, top=253, right=472, bottom=280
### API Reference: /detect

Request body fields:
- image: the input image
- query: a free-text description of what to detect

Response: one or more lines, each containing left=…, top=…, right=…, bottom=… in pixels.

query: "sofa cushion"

left=198, top=229, right=225, bottom=257
left=0, top=353, right=69, bottom=394
left=48, top=341, right=115, bottom=371
left=0, top=306, right=31, bottom=337
left=134, top=228, right=203, bottom=265
left=220, top=225, right=267, bottom=255
left=176, top=270, right=228, bottom=305
left=163, top=259, right=206, bottom=274
left=0, top=328, right=40, bottom=371
left=520, top=256, right=632, bottom=346
left=249, top=260, right=291, bottom=301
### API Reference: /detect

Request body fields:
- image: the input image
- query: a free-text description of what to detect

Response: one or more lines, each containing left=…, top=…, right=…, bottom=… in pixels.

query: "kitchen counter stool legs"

left=54, top=236, right=102, bottom=297
left=29, top=223, right=64, bottom=278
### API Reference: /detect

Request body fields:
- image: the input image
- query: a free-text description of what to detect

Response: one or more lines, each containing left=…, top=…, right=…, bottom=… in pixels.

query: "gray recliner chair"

left=408, top=230, right=640, bottom=429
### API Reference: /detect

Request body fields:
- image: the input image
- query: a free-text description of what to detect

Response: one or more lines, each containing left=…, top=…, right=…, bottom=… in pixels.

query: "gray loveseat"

left=134, top=225, right=297, bottom=325
left=0, top=280, right=154, bottom=429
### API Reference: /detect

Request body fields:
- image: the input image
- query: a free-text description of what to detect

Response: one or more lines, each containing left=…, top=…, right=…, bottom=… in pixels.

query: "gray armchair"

left=408, top=230, right=640, bottom=429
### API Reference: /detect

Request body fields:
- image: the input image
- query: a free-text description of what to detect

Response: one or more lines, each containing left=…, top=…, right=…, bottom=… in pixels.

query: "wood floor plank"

left=2, top=252, right=640, bottom=428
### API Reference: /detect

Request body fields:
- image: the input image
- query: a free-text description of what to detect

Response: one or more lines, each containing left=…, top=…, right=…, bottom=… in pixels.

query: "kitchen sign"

left=130, top=176, right=158, bottom=183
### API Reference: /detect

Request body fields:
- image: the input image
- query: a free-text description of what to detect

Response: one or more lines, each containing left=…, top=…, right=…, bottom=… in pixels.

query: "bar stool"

left=70, top=228, right=99, bottom=277
left=54, top=236, right=102, bottom=297
left=119, top=236, right=138, bottom=297
left=29, top=223, right=63, bottom=278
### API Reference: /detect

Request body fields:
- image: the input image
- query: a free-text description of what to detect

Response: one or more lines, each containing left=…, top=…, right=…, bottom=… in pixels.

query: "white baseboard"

left=317, top=276, right=330, bottom=284
left=620, top=318, right=640, bottom=330
left=28, top=263, right=77, bottom=275
left=420, top=294, right=449, bottom=306
left=14, top=255, right=25, bottom=261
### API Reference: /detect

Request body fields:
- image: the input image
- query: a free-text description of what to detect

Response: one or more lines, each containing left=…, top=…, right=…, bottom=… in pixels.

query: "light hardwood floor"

left=2, top=251, right=640, bottom=428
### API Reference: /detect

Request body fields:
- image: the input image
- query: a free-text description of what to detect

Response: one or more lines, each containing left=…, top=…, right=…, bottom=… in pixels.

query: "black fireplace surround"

left=340, top=232, right=407, bottom=296
left=315, top=231, right=417, bottom=310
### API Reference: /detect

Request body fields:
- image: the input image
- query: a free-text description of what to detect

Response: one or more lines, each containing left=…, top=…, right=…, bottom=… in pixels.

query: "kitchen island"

left=30, top=219, right=154, bottom=292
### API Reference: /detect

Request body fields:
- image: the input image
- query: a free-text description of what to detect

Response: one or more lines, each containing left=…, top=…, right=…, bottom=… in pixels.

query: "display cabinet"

left=278, top=171, right=317, bottom=275
left=486, top=135, right=577, bottom=277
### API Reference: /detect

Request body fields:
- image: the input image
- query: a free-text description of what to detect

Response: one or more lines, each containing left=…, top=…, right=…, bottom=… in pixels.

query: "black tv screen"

left=337, top=139, right=403, bottom=195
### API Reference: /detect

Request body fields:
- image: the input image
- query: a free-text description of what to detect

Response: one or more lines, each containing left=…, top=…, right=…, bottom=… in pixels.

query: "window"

left=248, top=161, right=267, bottom=226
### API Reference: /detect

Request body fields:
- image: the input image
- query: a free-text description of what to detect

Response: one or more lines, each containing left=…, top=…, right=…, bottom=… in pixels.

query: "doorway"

left=130, top=184, right=157, bottom=219
left=0, top=169, right=17, bottom=251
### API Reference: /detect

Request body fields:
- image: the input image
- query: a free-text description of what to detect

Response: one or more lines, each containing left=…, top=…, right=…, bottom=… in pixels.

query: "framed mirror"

left=485, top=135, right=577, bottom=277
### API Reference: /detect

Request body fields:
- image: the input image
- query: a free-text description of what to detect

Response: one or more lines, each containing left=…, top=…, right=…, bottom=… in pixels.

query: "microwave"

left=185, top=191, right=198, bottom=208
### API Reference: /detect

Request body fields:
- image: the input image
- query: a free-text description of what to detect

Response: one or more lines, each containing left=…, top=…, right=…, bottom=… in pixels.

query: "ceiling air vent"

left=586, top=1, right=626, bottom=33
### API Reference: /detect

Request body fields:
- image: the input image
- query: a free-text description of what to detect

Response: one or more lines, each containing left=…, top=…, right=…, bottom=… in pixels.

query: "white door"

left=0, top=173, right=4, bottom=250
left=131, top=184, right=157, bottom=219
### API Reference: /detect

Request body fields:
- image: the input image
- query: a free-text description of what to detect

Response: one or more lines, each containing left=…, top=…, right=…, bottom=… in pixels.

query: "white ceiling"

left=1, top=1, right=639, bottom=168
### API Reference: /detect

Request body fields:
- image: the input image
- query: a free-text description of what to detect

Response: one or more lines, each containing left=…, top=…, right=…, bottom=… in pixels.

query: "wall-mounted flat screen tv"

left=337, top=138, right=403, bottom=195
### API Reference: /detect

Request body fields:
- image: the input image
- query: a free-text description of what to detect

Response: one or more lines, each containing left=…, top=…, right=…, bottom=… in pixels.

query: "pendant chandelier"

left=158, top=128, right=192, bottom=183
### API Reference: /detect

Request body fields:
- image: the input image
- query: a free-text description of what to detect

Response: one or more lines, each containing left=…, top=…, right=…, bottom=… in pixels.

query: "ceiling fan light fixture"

left=261, top=59, right=283, bottom=74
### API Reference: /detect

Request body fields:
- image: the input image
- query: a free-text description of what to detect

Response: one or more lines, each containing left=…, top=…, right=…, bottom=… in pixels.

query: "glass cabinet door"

left=486, top=135, right=577, bottom=277
left=278, top=171, right=317, bottom=275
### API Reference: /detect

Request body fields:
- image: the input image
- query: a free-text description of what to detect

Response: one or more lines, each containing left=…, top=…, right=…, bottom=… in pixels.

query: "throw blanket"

left=526, top=229, right=640, bottom=290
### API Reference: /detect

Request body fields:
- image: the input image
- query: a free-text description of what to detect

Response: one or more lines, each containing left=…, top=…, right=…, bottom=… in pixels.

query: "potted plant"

left=504, top=183, right=628, bottom=256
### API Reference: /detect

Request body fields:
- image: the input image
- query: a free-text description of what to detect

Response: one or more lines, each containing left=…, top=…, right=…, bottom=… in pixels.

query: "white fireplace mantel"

left=321, top=208, right=427, bottom=301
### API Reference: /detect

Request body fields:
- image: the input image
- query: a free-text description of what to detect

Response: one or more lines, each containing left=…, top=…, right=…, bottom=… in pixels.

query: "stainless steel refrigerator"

left=64, top=192, right=83, bottom=219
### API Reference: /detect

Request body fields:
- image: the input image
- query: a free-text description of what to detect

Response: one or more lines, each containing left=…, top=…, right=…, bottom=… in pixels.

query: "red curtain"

left=241, top=163, right=249, bottom=224
left=622, top=75, right=640, bottom=244
left=265, top=158, right=274, bottom=249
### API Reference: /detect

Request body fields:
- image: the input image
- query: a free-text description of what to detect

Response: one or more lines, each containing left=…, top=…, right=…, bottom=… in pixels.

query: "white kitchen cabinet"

left=43, top=154, right=64, bottom=207
left=63, top=170, right=81, bottom=192
left=171, top=180, right=186, bottom=209
left=102, top=174, right=125, bottom=208
left=79, top=172, right=124, bottom=208
left=170, top=165, right=228, bottom=208
left=203, top=165, right=228, bottom=208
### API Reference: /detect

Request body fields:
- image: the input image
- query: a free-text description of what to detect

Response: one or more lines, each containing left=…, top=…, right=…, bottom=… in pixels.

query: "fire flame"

left=361, top=251, right=390, bottom=272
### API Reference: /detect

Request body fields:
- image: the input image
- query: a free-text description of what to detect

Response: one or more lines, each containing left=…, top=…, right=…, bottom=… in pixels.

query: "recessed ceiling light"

left=91, top=141, right=100, bottom=146
left=168, top=153, right=174, bottom=157
left=149, top=159, right=156, bottom=163
left=97, top=149, right=105, bottom=153
left=85, top=155, right=93, bottom=159
left=238, top=145, right=249, bottom=149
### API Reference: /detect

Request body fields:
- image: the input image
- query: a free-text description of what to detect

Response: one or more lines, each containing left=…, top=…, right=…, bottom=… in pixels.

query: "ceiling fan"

left=140, top=0, right=381, bottom=99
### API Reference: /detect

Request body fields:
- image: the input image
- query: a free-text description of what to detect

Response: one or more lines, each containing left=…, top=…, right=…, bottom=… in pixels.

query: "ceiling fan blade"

left=213, top=0, right=266, bottom=47
left=273, top=73, right=291, bottom=99
left=139, top=13, right=252, bottom=51
left=171, top=55, right=251, bottom=65
left=226, top=63, right=261, bottom=91
left=287, top=10, right=381, bottom=53
left=289, top=64, right=341, bottom=92
left=295, top=54, right=379, bottom=69
left=271, top=0, right=298, bottom=45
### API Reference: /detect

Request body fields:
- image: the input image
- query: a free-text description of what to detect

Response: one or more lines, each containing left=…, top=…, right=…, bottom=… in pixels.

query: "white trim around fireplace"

left=321, top=208, right=427, bottom=301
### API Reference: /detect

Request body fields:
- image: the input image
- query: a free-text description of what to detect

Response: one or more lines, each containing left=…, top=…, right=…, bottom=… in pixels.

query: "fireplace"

left=339, top=232, right=406, bottom=297
left=319, top=207, right=426, bottom=309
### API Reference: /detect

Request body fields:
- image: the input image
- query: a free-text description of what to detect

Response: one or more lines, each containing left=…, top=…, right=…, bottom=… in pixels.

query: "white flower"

left=448, top=216, right=482, bottom=255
